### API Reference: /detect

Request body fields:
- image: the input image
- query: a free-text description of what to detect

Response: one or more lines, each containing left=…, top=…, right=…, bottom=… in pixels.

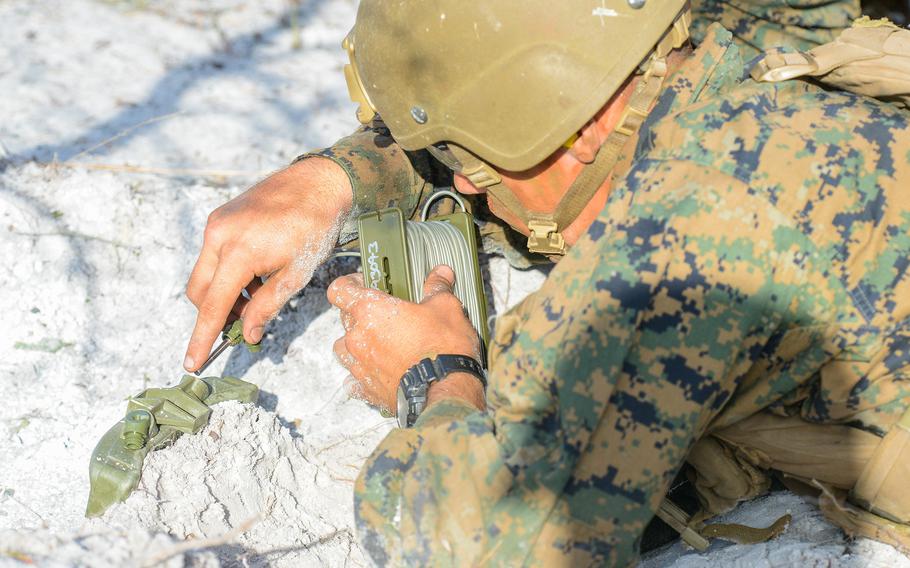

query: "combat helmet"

left=344, top=0, right=692, bottom=254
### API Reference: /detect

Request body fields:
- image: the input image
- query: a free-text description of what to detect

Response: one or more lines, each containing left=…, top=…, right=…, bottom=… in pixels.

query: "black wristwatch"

left=397, top=354, right=486, bottom=428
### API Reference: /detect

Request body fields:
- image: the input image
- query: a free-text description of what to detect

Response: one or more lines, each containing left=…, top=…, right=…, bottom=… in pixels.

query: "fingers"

left=186, top=247, right=219, bottom=307
left=231, top=278, right=263, bottom=320
left=186, top=210, right=233, bottom=306
left=333, top=336, right=363, bottom=374
left=334, top=337, right=371, bottom=404
left=326, top=273, right=369, bottom=310
left=328, top=274, right=399, bottom=341
left=343, top=375, right=366, bottom=402
left=184, top=258, right=254, bottom=371
left=421, top=264, right=456, bottom=301
left=240, top=267, right=304, bottom=344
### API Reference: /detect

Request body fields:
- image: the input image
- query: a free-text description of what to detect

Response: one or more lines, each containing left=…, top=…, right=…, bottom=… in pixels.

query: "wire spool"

left=403, top=219, right=485, bottom=340
left=404, top=190, right=486, bottom=344
left=350, top=191, right=489, bottom=351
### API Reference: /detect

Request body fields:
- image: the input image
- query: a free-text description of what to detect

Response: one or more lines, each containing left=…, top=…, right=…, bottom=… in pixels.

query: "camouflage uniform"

left=306, top=7, right=910, bottom=568
left=690, top=0, right=861, bottom=59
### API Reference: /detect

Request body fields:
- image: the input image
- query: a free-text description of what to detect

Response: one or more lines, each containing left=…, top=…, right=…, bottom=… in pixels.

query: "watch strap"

left=398, top=354, right=486, bottom=428
left=431, top=354, right=486, bottom=387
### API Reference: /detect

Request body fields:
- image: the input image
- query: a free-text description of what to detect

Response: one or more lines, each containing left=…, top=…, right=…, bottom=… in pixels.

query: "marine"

left=181, top=0, right=910, bottom=565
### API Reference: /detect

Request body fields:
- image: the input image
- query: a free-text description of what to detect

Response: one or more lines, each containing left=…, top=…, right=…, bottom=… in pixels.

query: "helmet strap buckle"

left=463, top=161, right=503, bottom=189
left=527, top=217, right=567, bottom=255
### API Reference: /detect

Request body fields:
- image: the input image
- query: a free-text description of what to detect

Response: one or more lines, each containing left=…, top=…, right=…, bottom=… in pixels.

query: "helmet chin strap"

left=467, top=9, right=691, bottom=256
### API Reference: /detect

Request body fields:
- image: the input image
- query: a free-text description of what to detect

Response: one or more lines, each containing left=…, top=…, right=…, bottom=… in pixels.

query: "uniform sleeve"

left=690, top=0, right=860, bottom=59
left=353, top=160, right=807, bottom=566
left=296, top=120, right=450, bottom=243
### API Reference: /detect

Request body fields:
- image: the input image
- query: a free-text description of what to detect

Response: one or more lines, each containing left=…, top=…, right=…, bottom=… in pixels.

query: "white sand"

left=95, top=401, right=364, bottom=566
left=641, top=492, right=910, bottom=568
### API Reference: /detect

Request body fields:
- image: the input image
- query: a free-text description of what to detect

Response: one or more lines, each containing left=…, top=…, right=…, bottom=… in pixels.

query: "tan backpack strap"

left=819, top=486, right=910, bottom=552
left=849, top=408, right=910, bottom=524
left=698, top=514, right=792, bottom=545
left=808, top=409, right=910, bottom=551
left=656, top=499, right=710, bottom=551
left=657, top=498, right=791, bottom=550
left=751, top=16, right=910, bottom=110
left=750, top=51, right=823, bottom=83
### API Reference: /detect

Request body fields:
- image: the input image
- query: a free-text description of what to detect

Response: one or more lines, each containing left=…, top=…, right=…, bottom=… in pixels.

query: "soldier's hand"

left=183, top=157, right=352, bottom=372
left=327, top=265, right=483, bottom=412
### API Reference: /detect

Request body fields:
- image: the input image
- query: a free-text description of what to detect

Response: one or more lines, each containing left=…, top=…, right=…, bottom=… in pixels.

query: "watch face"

left=397, top=386, right=409, bottom=428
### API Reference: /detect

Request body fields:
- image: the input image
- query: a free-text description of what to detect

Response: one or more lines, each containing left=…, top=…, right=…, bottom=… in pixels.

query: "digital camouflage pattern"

left=690, top=0, right=861, bottom=59
left=351, top=24, right=910, bottom=566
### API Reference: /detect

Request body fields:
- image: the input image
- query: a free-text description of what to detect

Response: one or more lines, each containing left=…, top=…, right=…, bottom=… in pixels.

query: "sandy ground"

left=0, top=2, right=542, bottom=564
left=0, top=1, right=908, bottom=566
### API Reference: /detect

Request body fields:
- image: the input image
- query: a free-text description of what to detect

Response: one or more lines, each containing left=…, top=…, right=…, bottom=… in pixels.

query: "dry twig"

left=811, top=479, right=908, bottom=553
left=5, top=494, right=48, bottom=529
left=68, top=112, right=183, bottom=162
left=11, top=229, right=139, bottom=251
left=49, top=161, right=267, bottom=180
left=140, top=514, right=261, bottom=567
left=315, top=420, right=394, bottom=456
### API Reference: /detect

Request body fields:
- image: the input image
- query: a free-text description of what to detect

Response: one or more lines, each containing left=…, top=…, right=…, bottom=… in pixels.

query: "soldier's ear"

left=567, top=102, right=618, bottom=164
left=567, top=84, right=635, bottom=164
left=567, top=120, right=601, bottom=164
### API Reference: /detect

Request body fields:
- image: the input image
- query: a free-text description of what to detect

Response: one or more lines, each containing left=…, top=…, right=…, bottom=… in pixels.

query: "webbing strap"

left=484, top=68, right=661, bottom=255
left=657, top=499, right=710, bottom=551
left=700, top=514, right=792, bottom=545
left=750, top=16, right=910, bottom=111
left=484, top=9, right=691, bottom=256
left=658, top=498, right=791, bottom=550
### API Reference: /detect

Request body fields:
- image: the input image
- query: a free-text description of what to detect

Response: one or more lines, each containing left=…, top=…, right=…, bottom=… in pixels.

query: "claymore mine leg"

left=85, top=374, right=258, bottom=517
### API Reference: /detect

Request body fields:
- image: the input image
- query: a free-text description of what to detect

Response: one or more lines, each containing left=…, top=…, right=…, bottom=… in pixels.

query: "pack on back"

left=751, top=16, right=910, bottom=111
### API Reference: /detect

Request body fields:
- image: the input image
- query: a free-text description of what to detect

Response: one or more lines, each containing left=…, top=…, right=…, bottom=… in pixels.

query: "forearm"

left=354, top=400, right=503, bottom=566
left=352, top=159, right=801, bottom=566
left=426, top=371, right=485, bottom=412
left=282, top=155, right=353, bottom=220
left=296, top=120, right=449, bottom=243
